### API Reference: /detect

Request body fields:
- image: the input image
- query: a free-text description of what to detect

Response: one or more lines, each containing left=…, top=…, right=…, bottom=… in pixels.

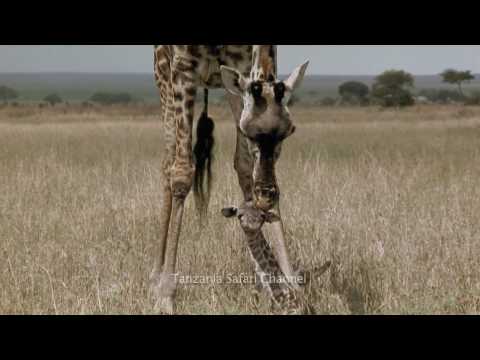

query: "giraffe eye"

left=250, top=82, right=263, bottom=99
left=274, top=82, right=286, bottom=103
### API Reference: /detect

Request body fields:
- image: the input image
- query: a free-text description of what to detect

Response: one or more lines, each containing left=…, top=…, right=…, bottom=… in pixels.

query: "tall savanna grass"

left=1, top=104, right=480, bottom=314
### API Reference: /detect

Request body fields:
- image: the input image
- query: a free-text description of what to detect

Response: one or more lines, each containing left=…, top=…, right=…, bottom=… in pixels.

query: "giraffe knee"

left=170, top=164, right=195, bottom=199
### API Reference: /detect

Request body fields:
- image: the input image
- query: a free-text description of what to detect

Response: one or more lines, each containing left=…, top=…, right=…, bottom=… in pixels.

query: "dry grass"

left=2, top=104, right=480, bottom=315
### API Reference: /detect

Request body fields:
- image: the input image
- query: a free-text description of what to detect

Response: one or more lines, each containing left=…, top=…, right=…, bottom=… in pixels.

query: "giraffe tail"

left=193, top=89, right=215, bottom=217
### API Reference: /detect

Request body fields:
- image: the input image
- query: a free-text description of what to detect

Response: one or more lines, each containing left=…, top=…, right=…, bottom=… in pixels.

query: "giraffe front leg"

left=227, top=94, right=254, bottom=203
left=153, top=69, right=197, bottom=315
left=150, top=80, right=175, bottom=280
left=265, top=203, right=300, bottom=291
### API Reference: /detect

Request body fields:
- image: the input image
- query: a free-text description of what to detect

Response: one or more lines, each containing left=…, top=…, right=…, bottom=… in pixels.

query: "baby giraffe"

left=222, top=202, right=330, bottom=315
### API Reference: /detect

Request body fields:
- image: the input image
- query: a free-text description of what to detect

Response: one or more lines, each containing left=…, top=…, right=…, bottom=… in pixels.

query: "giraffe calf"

left=221, top=202, right=280, bottom=235
left=222, top=202, right=330, bottom=314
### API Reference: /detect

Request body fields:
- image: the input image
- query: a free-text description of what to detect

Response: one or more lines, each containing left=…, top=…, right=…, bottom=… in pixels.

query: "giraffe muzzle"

left=254, top=185, right=278, bottom=211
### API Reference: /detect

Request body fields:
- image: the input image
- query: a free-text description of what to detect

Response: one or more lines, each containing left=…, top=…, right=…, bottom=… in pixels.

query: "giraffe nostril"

left=255, top=186, right=277, bottom=198
left=265, top=187, right=277, bottom=198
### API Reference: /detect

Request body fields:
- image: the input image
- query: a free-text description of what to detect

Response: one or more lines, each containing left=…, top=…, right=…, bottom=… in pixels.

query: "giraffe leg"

left=150, top=79, right=175, bottom=292
left=266, top=204, right=300, bottom=291
left=227, top=93, right=254, bottom=202
left=153, top=66, right=197, bottom=315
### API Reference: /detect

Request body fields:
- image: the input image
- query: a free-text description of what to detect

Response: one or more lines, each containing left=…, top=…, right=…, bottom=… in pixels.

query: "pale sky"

left=0, top=45, right=479, bottom=75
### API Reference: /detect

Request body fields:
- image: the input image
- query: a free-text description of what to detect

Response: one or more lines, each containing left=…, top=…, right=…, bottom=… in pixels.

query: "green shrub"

left=320, top=97, right=337, bottom=107
left=418, top=89, right=465, bottom=104
left=44, top=94, right=63, bottom=107
left=89, top=92, right=133, bottom=105
left=371, top=70, right=415, bottom=108
left=339, top=81, right=370, bottom=105
left=0, top=86, right=19, bottom=103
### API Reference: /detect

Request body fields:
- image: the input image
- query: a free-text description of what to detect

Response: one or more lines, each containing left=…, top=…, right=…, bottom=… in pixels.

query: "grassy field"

left=1, top=104, right=480, bottom=314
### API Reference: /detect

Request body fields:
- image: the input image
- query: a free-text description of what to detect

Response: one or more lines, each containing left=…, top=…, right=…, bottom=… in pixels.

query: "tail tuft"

left=193, top=90, right=215, bottom=217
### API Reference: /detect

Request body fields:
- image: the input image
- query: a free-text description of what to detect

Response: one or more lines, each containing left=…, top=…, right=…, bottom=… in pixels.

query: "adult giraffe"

left=151, top=45, right=309, bottom=314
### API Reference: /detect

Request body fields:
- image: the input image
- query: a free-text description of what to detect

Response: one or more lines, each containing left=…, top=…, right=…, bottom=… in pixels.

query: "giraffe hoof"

left=149, top=272, right=178, bottom=315
left=154, top=296, right=175, bottom=315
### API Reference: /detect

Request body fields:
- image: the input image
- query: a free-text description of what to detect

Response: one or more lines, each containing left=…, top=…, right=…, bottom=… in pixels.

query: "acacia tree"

left=371, top=70, right=415, bottom=108
left=44, top=94, right=63, bottom=107
left=0, top=86, right=19, bottom=104
left=338, top=81, right=370, bottom=105
left=441, top=69, right=475, bottom=97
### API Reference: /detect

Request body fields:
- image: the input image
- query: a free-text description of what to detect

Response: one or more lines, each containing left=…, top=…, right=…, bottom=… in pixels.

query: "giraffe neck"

left=243, top=228, right=304, bottom=313
left=250, top=45, right=277, bottom=81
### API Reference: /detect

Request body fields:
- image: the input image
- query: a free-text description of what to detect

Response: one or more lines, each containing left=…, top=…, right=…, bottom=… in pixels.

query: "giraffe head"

left=221, top=46, right=309, bottom=211
left=222, top=202, right=280, bottom=234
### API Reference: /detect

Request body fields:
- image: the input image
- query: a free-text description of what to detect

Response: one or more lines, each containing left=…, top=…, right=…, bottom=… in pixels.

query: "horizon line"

left=0, top=71, right=469, bottom=77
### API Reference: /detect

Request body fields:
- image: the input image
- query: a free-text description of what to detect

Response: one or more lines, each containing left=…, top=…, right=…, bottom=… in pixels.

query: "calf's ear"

left=221, top=207, right=238, bottom=218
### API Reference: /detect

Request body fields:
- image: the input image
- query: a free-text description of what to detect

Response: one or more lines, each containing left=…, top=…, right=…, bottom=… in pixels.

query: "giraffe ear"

left=284, top=61, right=309, bottom=93
left=221, top=66, right=247, bottom=96
left=221, top=207, right=238, bottom=218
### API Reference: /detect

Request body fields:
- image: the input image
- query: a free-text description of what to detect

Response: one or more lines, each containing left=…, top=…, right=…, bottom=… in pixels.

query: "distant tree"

left=44, top=93, right=63, bottom=107
left=0, top=86, right=19, bottom=104
left=320, top=97, right=337, bottom=106
left=89, top=92, right=133, bottom=105
left=371, top=70, right=415, bottom=108
left=338, top=81, right=370, bottom=105
left=375, top=70, right=414, bottom=89
left=441, top=69, right=475, bottom=97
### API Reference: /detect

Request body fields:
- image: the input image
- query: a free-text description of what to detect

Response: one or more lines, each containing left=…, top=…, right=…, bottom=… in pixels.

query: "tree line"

left=0, top=68, right=477, bottom=109
left=0, top=87, right=138, bottom=106
left=332, top=69, right=477, bottom=108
